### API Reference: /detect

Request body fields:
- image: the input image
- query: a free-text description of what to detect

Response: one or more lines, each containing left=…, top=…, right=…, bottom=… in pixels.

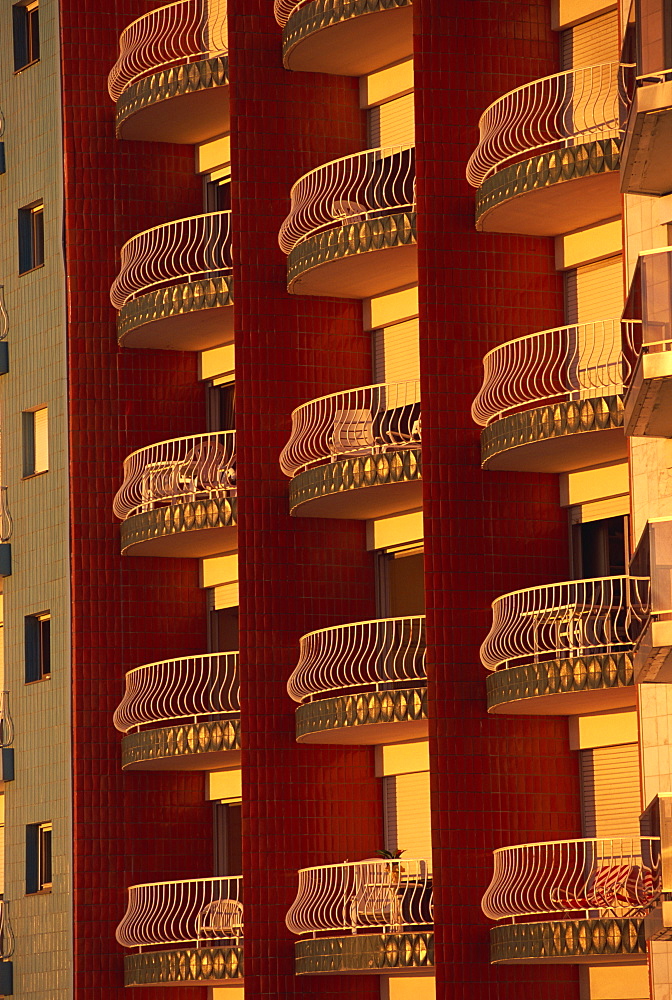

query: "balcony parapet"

left=117, top=877, right=243, bottom=987
left=111, top=212, right=233, bottom=351
left=108, top=0, right=229, bottom=143
left=279, top=146, right=416, bottom=296
left=113, top=432, right=237, bottom=557
left=286, top=859, right=433, bottom=975
left=624, top=247, right=672, bottom=438
left=276, top=0, right=412, bottom=76
left=288, top=616, right=426, bottom=744
left=281, top=380, right=421, bottom=518
left=114, top=653, right=240, bottom=769
left=482, top=575, right=649, bottom=714
left=621, top=69, right=672, bottom=195
left=0, top=111, right=4, bottom=175
left=473, top=319, right=640, bottom=471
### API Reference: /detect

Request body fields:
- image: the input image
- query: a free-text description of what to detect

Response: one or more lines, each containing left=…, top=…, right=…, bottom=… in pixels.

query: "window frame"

left=18, top=201, right=44, bottom=275
left=26, top=820, right=52, bottom=894
left=25, top=611, right=51, bottom=683
left=12, top=1, right=40, bottom=73
left=22, top=405, right=49, bottom=477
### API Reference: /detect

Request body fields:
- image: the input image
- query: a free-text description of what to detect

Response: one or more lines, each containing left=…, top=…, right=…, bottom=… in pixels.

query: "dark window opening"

left=25, top=612, right=50, bottom=682
left=572, top=515, right=629, bottom=580
left=214, top=802, right=242, bottom=876
left=13, top=1, right=39, bottom=71
left=26, top=821, right=51, bottom=893
left=206, top=382, right=235, bottom=432
left=18, top=201, right=44, bottom=273
left=208, top=606, right=239, bottom=653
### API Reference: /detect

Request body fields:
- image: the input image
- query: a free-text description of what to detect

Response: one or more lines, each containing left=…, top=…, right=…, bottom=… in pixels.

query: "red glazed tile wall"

left=415, top=1, right=583, bottom=997
left=230, top=4, right=384, bottom=998
left=59, top=2, right=215, bottom=996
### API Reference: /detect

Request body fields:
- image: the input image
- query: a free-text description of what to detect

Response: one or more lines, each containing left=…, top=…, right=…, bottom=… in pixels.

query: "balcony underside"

left=486, top=653, right=635, bottom=715
left=480, top=396, right=625, bottom=473
left=283, top=0, right=412, bottom=75
left=118, top=276, right=233, bottom=351
left=475, top=139, right=621, bottom=236
left=295, top=932, right=434, bottom=975
left=121, top=720, right=241, bottom=771
left=296, top=687, right=428, bottom=744
left=490, top=919, right=646, bottom=965
left=621, top=81, right=672, bottom=195
left=289, top=450, right=421, bottom=519
left=120, top=498, right=237, bottom=557
left=624, top=350, right=672, bottom=438
left=287, top=213, right=417, bottom=298
left=115, top=56, right=229, bottom=144
left=124, top=947, right=242, bottom=987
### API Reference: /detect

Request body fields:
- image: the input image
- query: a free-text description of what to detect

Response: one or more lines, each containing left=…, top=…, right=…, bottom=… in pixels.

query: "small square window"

left=18, top=202, right=44, bottom=274
left=25, top=612, right=50, bottom=683
left=22, top=406, right=48, bottom=476
left=13, top=1, right=39, bottom=72
left=26, top=821, right=51, bottom=893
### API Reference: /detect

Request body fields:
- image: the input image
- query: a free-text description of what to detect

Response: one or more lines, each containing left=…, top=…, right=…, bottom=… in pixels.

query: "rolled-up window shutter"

left=384, top=770, right=432, bottom=868
left=581, top=743, right=641, bottom=838
left=373, top=318, right=420, bottom=384
left=367, top=93, right=415, bottom=149
left=560, top=10, right=619, bottom=69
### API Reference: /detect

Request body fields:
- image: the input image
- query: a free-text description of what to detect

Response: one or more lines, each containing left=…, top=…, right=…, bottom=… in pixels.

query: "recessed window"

left=22, top=406, right=48, bottom=476
left=26, top=821, right=52, bottom=893
left=13, top=1, right=39, bottom=71
left=25, top=612, right=50, bottom=682
left=18, top=201, right=44, bottom=274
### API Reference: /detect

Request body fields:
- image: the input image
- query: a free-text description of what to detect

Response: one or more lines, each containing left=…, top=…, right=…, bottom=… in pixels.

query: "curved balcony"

left=466, top=62, right=628, bottom=235
left=276, top=0, right=412, bottom=76
left=482, top=575, right=650, bottom=715
left=288, top=616, right=426, bottom=744
left=482, top=837, right=657, bottom=964
left=286, top=859, right=433, bottom=975
left=108, top=0, right=229, bottom=143
left=624, top=247, right=672, bottom=438
left=280, top=380, right=421, bottom=518
left=117, top=877, right=243, bottom=987
left=471, top=319, right=640, bottom=472
left=114, top=653, right=240, bottom=770
left=279, top=145, right=416, bottom=297
left=113, top=432, right=237, bottom=557
left=110, top=212, right=233, bottom=351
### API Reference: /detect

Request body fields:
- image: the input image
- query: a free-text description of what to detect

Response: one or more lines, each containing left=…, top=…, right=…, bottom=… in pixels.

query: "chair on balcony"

left=349, top=861, right=403, bottom=935
left=178, top=443, right=236, bottom=500
left=329, top=409, right=377, bottom=460
left=196, top=898, right=244, bottom=947
left=331, top=199, right=366, bottom=226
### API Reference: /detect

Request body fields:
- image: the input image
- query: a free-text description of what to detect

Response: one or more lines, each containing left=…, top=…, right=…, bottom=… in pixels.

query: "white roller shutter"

left=560, top=10, right=619, bottom=69
left=212, top=582, right=239, bottom=610
left=384, top=770, right=432, bottom=868
left=373, top=318, right=420, bottom=384
left=33, top=406, right=49, bottom=474
left=367, top=93, right=415, bottom=149
left=564, top=256, right=623, bottom=324
left=581, top=743, right=641, bottom=838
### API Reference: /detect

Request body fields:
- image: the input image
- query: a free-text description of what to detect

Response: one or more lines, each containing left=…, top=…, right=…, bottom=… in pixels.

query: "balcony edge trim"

left=124, top=946, right=243, bottom=985
left=295, top=931, right=434, bottom=975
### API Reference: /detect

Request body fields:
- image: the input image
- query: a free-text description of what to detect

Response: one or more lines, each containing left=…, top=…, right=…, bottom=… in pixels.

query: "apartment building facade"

left=1, top=0, right=672, bottom=999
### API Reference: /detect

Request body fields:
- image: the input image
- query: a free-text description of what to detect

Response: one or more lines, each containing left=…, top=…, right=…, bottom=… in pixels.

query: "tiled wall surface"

left=415, top=1, right=583, bottom=996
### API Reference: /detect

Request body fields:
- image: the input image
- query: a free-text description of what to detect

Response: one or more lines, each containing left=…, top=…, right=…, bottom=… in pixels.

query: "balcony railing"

left=0, top=287, right=8, bottom=342
left=288, top=616, right=425, bottom=703
left=278, top=145, right=415, bottom=255
left=113, top=431, right=236, bottom=520
left=110, top=211, right=232, bottom=311
left=114, top=653, right=239, bottom=733
left=466, top=61, right=627, bottom=188
left=0, top=488, right=12, bottom=544
left=286, top=859, right=432, bottom=936
left=0, top=903, right=14, bottom=961
left=471, top=319, right=641, bottom=427
left=274, top=0, right=300, bottom=25
left=0, top=693, right=13, bottom=749
left=280, top=380, right=420, bottom=476
left=116, top=877, right=243, bottom=949
left=480, top=576, right=650, bottom=672
left=482, top=837, right=659, bottom=921
left=108, top=0, right=228, bottom=102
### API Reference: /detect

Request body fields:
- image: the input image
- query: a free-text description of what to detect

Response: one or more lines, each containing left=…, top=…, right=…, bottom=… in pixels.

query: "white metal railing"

left=0, top=903, right=14, bottom=961
left=274, top=0, right=300, bottom=25
left=288, top=616, right=425, bottom=703
left=114, top=653, right=239, bottom=732
left=471, top=319, right=642, bottom=427
left=0, top=693, right=13, bottom=749
left=286, top=859, right=432, bottom=936
left=0, top=488, right=12, bottom=544
left=466, top=62, right=624, bottom=187
left=116, top=877, right=243, bottom=949
left=278, top=144, right=415, bottom=255
left=108, top=0, right=228, bottom=102
left=279, top=380, right=420, bottom=477
left=113, top=431, right=236, bottom=520
left=0, top=286, right=8, bottom=342
left=482, top=837, right=660, bottom=921
left=110, top=211, right=232, bottom=310
left=480, top=575, right=650, bottom=672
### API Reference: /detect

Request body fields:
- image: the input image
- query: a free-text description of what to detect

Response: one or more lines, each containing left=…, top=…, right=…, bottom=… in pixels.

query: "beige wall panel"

left=0, top=0, right=72, bottom=997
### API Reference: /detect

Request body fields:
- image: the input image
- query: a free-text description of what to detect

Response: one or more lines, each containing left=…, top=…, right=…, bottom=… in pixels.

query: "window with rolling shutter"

left=384, top=770, right=432, bottom=868
left=580, top=743, right=641, bottom=839
left=373, top=318, right=420, bottom=384
left=560, top=9, right=619, bottom=69
left=367, top=93, right=415, bottom=149
left=564, top=255, right=623, bottom=324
